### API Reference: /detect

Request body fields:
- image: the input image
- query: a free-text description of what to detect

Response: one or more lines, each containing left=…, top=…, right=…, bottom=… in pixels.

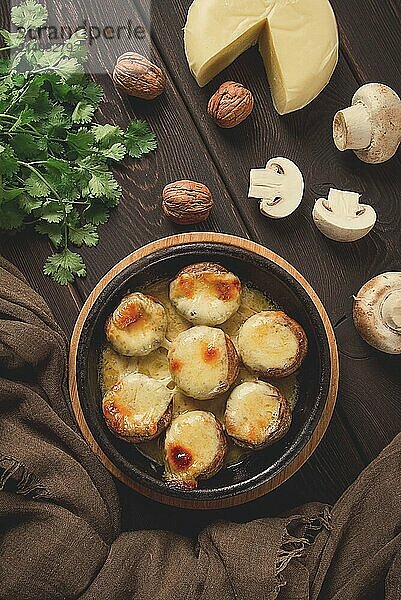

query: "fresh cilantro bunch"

left=0, top=0, right=157, bottom=284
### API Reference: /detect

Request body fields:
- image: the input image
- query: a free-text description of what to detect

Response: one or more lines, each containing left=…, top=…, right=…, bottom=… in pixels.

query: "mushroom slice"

left=313, top=188, right=377, bottom=242
left=353, top=272, right=401, bottom=354
left=168, top=326, right=239, bottom=400
left=102, top=373, right=173, bottom=443
left=105, top=292, right=167, bottom=357
left=238, top=311, right=307, bottom=378
left=248, top=157, right=304, bottom=219
left=333, top=83, right=401, bottom=164
left=225, top=381, right=292, bottom=449
left=164, top=411, right=227, bottom=489
left=170, top=262, right=241, bottom=325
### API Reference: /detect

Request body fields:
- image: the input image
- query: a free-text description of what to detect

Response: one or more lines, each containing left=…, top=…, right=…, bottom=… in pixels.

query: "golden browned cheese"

left=164, top=411, right=227, bottom=489
left=170, top=263, right=241, bottom=326
left=224, top=381, right=292, bottom=449
left=100, top=278, right=299, bottom=467
left=168, top=326, right=239, bottom=400
left=238, top=310, right=308, bottom=377
left=105, top=292, right=167, bottom=357
left=102, top=373, right=173, bottom=443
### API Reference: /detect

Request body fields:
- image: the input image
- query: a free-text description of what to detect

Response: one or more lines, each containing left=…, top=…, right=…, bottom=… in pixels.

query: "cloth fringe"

left=0, top=456, right=49, bottom=499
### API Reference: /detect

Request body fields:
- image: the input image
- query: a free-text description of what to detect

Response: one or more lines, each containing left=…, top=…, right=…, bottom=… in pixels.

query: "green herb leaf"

left=0, top=0, right=157, bottom=285
left=72, top=101, right=95, bottom=124
left=0, top=145, right=19, bottom=176
left=125, top=120, right=157, bottom=158
left=11, top=0, right=48, bottom=30
left=101, top=142, right=126, bottom=161
left=44, top=248, right=86, bottom=285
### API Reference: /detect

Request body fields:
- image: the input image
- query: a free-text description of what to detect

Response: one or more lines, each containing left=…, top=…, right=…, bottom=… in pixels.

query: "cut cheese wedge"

left=184, top=0, right=339, bottom=114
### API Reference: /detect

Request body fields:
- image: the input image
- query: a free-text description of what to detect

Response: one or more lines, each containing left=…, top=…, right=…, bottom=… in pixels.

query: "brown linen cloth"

left=0, top=255, right=400, bottom=600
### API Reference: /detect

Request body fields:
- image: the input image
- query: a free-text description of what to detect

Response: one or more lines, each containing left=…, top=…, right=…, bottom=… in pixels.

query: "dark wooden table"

left=1, top=0, right=400, bottom=536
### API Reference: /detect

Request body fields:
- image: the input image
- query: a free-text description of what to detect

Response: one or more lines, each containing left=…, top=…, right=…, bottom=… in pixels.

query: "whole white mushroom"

left=333, top=83, right=401, bottom=164
left=353, top=273, right=401, bottom=354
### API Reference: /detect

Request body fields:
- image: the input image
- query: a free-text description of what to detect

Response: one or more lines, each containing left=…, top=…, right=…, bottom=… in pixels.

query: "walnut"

left=208, top=81, right=254, bottom=128
left=113, top=52, right=166, bottom=100
left=162, top=180, right=213, bottom=224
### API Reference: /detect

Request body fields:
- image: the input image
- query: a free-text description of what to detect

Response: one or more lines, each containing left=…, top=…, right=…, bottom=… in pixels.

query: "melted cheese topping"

left=165, top=411, right=224, bottom=483
left=225, top=381, right=283, bottom=446
left=170, top=270, right=241, bottom=326
left=238, top=311, right=300, bottom=372
left=105, top=293, right=167, bottom=357
left=100, top=280, right=299, bottom=467
left=168, top=326, right=231, bottom=400
left=102, top=373, right=172, bottom=439
left=101, top=346, right=138, bottom=392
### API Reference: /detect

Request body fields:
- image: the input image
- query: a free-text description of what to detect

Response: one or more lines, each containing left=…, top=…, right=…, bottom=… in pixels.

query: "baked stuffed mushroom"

left=169, top=263, right=241, bottom=326
left=224, top=381, right=292, bottom=449
left=168, top=325, right=239, bottom=400
left=105, top=292, right=167, bottom=357
left=164, top=410, right=227, bottom=489
left=238, top=311, right=307, bottom=377
left=102, top=373, right=173, bottom=443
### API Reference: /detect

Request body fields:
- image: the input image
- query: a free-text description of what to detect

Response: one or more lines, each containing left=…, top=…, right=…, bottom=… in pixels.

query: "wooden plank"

left=330, top=0, right=401, bottom=91
left=0, top=233, right=81, bottom=336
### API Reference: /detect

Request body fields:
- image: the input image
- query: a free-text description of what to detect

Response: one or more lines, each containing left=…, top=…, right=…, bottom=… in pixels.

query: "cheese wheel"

left=184, top=0, right=338, bottom=114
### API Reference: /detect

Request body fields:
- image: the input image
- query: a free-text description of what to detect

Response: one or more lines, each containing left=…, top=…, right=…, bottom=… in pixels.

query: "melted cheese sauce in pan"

left=100, top=280, right=299, bottom=468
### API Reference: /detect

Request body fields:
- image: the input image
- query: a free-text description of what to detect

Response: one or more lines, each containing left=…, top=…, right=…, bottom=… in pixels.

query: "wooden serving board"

left=69, top=233, right=339, bottom=509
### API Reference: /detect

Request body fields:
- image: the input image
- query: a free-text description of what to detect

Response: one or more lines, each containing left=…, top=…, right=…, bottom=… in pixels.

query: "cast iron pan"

left=69, top=233, right=338, bottom=509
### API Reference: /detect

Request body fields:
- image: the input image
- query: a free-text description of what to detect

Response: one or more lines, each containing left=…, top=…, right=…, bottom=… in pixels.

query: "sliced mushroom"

left=102, top=373, right=173, bottom=443
left=353, top=272, right=401, bottom=354
left=248, top=157, right=304, bottom=219
left=313, top=188, right=377, bottom=242
left=105, top=292, right=167, bottom=357
left=169, top=262, right=241, bottom=326
left=224, top=381, right=292, bottom=449
left=164, top=410, right=227, bottom=489
left=333, top=83, right=401, bottom=164
left=168, top=326, right=239, bottom=400
left=238, top=311, right=307, bottom=378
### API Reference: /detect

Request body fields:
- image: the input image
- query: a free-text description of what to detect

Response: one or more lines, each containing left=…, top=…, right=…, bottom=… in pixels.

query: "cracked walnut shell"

left=208, top=81, right=254, bottom=128
left=113, top=52, right=166, bottom=100
left=162, top=180, right=213, bottom=224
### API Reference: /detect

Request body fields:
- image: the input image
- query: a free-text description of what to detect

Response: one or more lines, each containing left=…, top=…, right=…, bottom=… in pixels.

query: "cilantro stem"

left=18, top=161, right=62, bottom=202
left=5, top=81, right=30, bottom=115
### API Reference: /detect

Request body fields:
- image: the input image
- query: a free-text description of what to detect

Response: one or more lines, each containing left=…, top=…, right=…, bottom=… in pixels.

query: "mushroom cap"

left=313, top=188, right=377, bottom=242
left=250, top=157, right=304, bottom=219
left=353, top=272, right=401, bottom=354
left=353, top=83, right=401, bottom=164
